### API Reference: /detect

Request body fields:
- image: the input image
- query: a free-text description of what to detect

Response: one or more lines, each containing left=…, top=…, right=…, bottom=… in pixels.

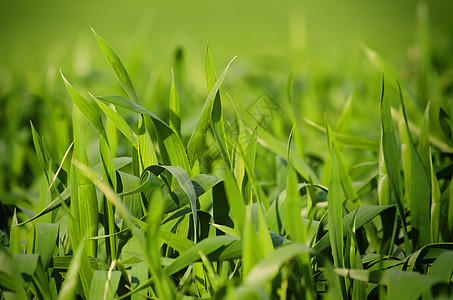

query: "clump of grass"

left=2, top=12, right=453, bottom=299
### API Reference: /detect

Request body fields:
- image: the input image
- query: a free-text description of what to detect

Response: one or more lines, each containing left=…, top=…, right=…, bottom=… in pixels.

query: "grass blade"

left=169, top=69, right=181, bottom=136
left=72, top=106, right=99, bottom=258
left=380, top=78, right=411, bottom=253
left=186, top=56, right=236, bottom=167
left=57, top=240, right=87, bottom=300
left=398, top=83, right=431, bottom=249
left=95, top=94, right=190, bottom=171
left=92, top=29, right=138, bottom=102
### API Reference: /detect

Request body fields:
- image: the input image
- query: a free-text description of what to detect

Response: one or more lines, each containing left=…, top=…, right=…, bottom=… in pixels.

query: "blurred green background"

left=0, top=0, right=452, bottom=206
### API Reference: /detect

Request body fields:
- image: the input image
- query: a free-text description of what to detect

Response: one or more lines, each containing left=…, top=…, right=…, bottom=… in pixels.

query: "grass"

left=1, top=5, right=453, bottom=299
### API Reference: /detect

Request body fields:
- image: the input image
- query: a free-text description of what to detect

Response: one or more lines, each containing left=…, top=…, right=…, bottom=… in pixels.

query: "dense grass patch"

left=1, top=6, right=453, bottom=299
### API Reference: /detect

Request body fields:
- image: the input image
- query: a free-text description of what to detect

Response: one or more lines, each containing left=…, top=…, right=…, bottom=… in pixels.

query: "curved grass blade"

left=186, top=56, right=236, bottom=167
left=429, top=250, right=453, bottom=283
left=95, top=94, right=190, bottom=171
left=245, top=242, right=309, bottom=287
left=92, top=29, right=138, bottom=102
left=206, top=46, right=231, bottom=169
left=145, top=165, right=198, bottom=242
left=62, top=72, right=107, bottom=142
left=92, top=96, right=138, bottom=148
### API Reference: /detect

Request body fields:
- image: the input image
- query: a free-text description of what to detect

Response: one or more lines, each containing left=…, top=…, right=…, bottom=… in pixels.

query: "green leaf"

left=10, top=209, right=21, bottom=254
left=380, top=78, right=411, bottom=253
left=430, top=148, right=441, bottom=243
left=35, top=223, right=59, bottom=269
left=206, top=46, right=231, bottom=169
left=311, top=205, right=396, bottom=256
left=57, top=240, right=87, bottom=300
left=62, top=72, right=107, bottom=142
left=429, top=250, right=453, bottom=283
left=398, top=83, right=431, bottom=249
left=144, top=165, right=198, bottom=242
left=92, top=29, right=138, bottom=102
left=169, top=69, right=181, bottom=136
left=88, top=270, right=121, bottom=300
left=245, top=242, right=309, bottom=287
left=186, top=56, right=236, bottom=167
left=387, top=270, right=440, bottom=300
left=30, top=121, right=50, bottom=183
left=72, top=106, right=99, bottom=258
left=93, top=98, right=138, bottom=148
left=223, top=170, right=246, bottom=234
left=164, top=235, right=238, bottom=276
left=327, top=146, right=343, bottom=269
left=95, top=94, right=190, bottom=171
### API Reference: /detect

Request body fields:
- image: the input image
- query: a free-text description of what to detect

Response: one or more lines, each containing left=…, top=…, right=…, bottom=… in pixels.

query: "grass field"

left=1, top=1, right=453, bottom=299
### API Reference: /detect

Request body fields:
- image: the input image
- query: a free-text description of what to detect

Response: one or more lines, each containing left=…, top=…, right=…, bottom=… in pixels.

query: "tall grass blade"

left=169, top=69, right=181, bottom=136
left=92, top=29, right=138, bottom=102
left=398, top=83, right=431, bottom=249
left=430, top=147, right=441, bottom=243
left=380, top=78, right=411, bottom=253
left=206, top=46, right=231, bottom=169
left=186, top=56, right=236, bottom=167
left=57, top=240, right=86, bottom=300
left=72, top=106, right=99, bottom=258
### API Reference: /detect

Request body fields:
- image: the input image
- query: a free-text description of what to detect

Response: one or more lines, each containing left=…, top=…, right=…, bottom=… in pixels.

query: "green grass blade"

left=418, top=102, right=431, bottom=171
left=164, top=235, right=238, bottom=276
left=398, top=83, right=431, bottom=249
left=242, top=207, right=261, bottom=277
left=93, top=97, right=138, bottom=148
left=378, top=134, right=391, bottom=206
left=137, top=115, right=158, bottom=171
left=245, top=243, right=309, bottom=287
left=57, top=240, right=87, bottom=300
left=223, top=170, right=246, bottom=234
left=257, top=127, right=320, bottom=183
left=429, top=250, right=453, bottom=283
left=186, top=56, right=236, bottom=167
left=72, top=160, right=135, bottom=228
left=304, top=117, right=379, bottom=151
left=0, top=248, right=28, bottom=299
left=88, top=270, right=121, bottom=300
left=387, top=270, right=440, bottom=300
left=10, top=209, right=21, bottom=254
left=380, top=78, right=411, bottom=253
left=145, top=165, right=198, bottom=242
left=169, top=69, right=181, bottom=136
left=30, top=121, right=50, bottom=183
left=326, top=121, right=361, bottom=205
left=95, top=94, right=190, bottom=171
left=92, top=29, right=138, bottom=102
left=430, top=147, right=441, bottom=243
left=62, top=72, right=107, bottom=142
left=35, top=223, right=59, bottom=269
left=449, top=177, right=453, bottom=238
left=363, top=45, right=416, bottom=104
left=327, top=146, right=344, bottom=269
left=206, top=46, right=231, bottom=169
left=72, top=106, right=99, bottom=258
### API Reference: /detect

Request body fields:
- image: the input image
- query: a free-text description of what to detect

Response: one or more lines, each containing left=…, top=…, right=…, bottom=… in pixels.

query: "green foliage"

left=2, top=16, right=453, bottom=299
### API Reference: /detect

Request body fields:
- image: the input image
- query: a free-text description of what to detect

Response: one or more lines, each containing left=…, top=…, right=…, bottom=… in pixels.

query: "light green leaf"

left=186, top=56, right=236, bottom=167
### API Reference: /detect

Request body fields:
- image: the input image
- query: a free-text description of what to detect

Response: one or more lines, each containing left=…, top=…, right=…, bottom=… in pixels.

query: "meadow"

left=1, top=1, right=453, bottom=299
